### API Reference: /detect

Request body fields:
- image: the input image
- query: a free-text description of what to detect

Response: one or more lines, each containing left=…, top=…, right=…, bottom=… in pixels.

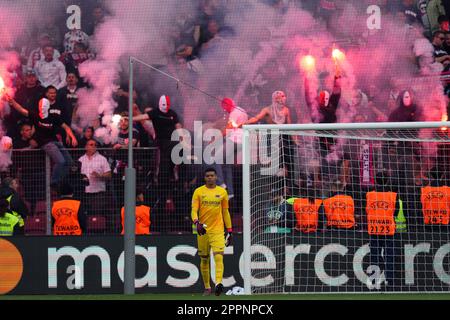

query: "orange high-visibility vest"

left=293, top=198, right=322, bottom=233
left=323, top=195, right=355, bottom=229
left=52, top=199, right=82, bottom=236
left=121, top=205, right=151, bottom=235
left=420, top=186, right=450, bottom=225
left=366, top=191, right=397, bottom=236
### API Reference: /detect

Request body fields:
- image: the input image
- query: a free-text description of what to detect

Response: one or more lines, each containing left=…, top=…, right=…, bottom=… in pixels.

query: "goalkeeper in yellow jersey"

left=191, top=167, right=233, bottom=296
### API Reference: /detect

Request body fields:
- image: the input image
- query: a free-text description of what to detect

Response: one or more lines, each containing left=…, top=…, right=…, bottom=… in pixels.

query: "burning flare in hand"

left=332, top=48, right=345, bottom=76
left=0, top=76, right=5, bottom=97
left=332, top=48, right=345, bottom=62
left=300, top=55, right=316, bottom=73
left=441, top=114, right=448, bottom=132
left=112, top=114, right=122, bottom=126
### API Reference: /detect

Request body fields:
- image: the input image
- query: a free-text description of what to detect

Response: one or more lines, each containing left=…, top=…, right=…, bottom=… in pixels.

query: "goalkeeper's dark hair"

left=204, top=167, right=217, bottom=175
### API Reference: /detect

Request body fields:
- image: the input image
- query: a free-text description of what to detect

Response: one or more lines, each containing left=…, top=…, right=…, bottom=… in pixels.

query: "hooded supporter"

left=159, top=95, right=170, bottom=113
left=270, top=91, right=287, bottom=124
left=305, top=73, right=341, bottom=123
left=221, top=97, right=235, bottom=113
left=388, top=90, right=418, bottom=122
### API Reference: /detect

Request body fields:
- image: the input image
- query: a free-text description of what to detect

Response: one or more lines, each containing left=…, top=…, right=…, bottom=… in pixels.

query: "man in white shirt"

left=27, top=33, right=61, bottom=69
left=79, top=139, right=111, bottom=194
left=78, top=139, right=113, bottom=231
left=34, top=45, right=67, bottom=89
left=214, top=98, right=248, bottom=199
left=0, top=130, right=13, bottom=175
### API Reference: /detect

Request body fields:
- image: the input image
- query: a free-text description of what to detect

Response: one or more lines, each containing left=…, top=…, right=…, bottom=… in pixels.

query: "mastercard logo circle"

left=0, top=239, right=23, bottom=294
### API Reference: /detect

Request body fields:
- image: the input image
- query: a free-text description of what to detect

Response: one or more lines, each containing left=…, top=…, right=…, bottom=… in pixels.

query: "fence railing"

left=6, top=147, right=244, bottom=236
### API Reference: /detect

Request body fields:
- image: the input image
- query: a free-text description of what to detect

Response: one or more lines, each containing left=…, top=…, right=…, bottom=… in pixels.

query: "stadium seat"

left=25, top=215, right=46, bottom=235
left=86, top=215, right=107, bottom=234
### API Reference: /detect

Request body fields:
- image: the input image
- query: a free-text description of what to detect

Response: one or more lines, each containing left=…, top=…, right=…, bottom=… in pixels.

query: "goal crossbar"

left=243, top=121, right=450, bottom=131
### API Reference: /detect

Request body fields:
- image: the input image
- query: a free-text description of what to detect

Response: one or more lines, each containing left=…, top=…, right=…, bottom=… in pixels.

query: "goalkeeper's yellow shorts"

left=197, top=232, right=225, bottom=256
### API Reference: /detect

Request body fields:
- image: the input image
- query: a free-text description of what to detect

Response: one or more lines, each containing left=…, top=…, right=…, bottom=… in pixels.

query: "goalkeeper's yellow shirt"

left=191, top=185, right=232, bottom=233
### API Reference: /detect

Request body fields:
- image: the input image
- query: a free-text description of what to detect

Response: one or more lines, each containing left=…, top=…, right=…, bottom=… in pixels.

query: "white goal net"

left=242, top=122, right=450, bottom=294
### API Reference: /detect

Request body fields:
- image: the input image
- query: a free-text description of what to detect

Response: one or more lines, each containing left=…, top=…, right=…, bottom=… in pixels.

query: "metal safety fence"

left=5, top=147, right=244, bottom=236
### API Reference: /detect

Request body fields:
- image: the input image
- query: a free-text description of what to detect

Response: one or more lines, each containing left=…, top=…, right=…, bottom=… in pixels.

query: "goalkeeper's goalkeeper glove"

left=194, top=220, right=207, bottom=235
left=225, top=229, right=233, bottom=247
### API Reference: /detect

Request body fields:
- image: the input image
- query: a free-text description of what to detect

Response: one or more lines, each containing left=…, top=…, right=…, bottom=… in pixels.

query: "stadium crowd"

left=0, top=0, right=449, bottom=236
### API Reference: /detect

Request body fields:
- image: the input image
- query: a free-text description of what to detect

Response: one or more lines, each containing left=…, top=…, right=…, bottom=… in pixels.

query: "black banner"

left=1, top=233, right=449, bottom=295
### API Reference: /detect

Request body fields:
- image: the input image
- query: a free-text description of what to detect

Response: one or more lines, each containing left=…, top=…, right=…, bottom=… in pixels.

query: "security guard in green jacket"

left=395, top=198, right=407, bottom=233
left=0, top=198, right=23, bottom=236
left=6, top=195, right=25, bottom=228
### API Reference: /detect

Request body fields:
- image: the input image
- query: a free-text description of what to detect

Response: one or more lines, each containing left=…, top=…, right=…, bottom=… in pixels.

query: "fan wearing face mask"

left=4, top=86, right=78, bottom=187
left=244, top=91, right=296, bottom=180
left=213, top=98, right=248, bottom=199
left=304, top=72, right=342, bottom=157
left=305, top=73, right=342, bottom=124
left=133, top=95, right=183, bottom=198
left=388, top=90, right=418, bottom=122
left=133, top=95, right=183, bottom=142
left=386, top=89, right=422, bottom=213
left=244, top=90, right=293, bottom=125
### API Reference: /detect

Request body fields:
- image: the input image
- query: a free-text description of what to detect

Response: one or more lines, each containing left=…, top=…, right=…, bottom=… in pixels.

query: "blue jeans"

left=42, top=141, right=73, bottom=185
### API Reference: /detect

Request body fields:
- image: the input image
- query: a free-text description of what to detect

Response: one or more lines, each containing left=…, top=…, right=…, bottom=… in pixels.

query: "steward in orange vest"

left=52, top=183, right=86, bottom=236
left=323, top=181, right=355, bottom=229
left=366, top=190, right=397, bottom=236
left=287, top=189, right=322, bottom=233
left=366, top=172, right=401, bottom=287
left=420, top=185, right=450, bottom=225
left=121, top=189, right=151, bottom=235
left=323, top=195, right=355, bottom=229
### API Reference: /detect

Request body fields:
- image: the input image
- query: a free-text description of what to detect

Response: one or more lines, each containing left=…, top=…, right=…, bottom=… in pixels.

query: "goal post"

left=242, top=121, right=450, bottom=295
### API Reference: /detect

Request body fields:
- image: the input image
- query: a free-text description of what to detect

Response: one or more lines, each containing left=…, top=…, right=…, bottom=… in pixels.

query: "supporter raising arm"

left=304, top=72, right=341, bottom=124
left=244, top=91, right=293, bottom=125
left=5, top=93, right=77, bottom=148
left=4, top=89, right=77, bottom=186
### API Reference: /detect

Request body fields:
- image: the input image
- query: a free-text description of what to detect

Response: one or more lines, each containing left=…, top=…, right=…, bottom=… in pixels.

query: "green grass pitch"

left=1, top=293, right=450, bottom=300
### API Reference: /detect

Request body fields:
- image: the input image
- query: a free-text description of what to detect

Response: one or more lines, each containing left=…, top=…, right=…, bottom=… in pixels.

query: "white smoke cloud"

left=0, top=0, right=447, bottom=143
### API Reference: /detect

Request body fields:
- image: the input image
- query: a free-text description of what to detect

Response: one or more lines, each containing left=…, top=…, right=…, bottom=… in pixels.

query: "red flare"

left=300, top=55, right=316, bottom=72
left=332, top=48, right=345, bottom=61
left=441, top=114, right=448, bottom=131
left=0, top=76, right=6, bottom=99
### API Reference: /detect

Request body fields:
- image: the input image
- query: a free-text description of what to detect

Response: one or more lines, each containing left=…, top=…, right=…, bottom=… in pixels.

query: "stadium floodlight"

left=242, top=121, right=450, bottom=295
